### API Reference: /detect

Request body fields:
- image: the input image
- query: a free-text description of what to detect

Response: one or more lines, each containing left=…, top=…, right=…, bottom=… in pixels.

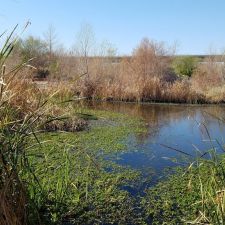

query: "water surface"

left=85, top=101, right=225, bottom=184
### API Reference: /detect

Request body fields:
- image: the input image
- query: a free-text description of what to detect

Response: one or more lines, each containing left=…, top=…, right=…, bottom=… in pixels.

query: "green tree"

left=172, top=56, right=199, bottom=77
left=17, top=36, right=50, bottom=79
left=18, top=36, right=48, bottom=67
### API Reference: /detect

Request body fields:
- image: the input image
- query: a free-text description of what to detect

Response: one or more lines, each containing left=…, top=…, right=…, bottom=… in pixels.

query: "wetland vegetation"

left=1, top=25, right=225, bottom=225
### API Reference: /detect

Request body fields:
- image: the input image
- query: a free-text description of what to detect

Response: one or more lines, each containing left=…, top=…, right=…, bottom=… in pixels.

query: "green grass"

left=0, top=25, right=148, bottom=224
left=23, top=105, right=147, bottom=224
left=142, top=152, right=225, bottom=225
left=39, top=105, right=146, bottom=154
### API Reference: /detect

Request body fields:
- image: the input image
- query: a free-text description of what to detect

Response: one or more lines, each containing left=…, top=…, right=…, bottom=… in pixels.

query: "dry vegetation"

left=12, top=28, right=225, bottom=104
left=72, top=48, right=225, bottom=103
left=0, top=28, right=87, bottom=225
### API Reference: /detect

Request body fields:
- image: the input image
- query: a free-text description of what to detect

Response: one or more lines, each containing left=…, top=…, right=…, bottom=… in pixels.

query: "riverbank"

left=2, top=29, right=225, bottom=224
left=27, top=101, right=225, bottom=224
left=3, top=83, right=225, bottom=224
left=36, top=79, right=225, bottom=105
left=79, top=98, right=225, bottom=107
left=23, top=104, right=149, bottom=224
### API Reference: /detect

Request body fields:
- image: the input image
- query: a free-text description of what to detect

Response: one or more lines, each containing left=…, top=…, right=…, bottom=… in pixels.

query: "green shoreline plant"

left=142, top=116, right=225, bottom=225
left=142, top=153, right=225, bottom=225
left=2, top=24, right=225, bottom=225
left=0, top=24, right=41, bottom=225
left=0, top=25, right=147, bottom=224
left=0, top=24, right=89, bottom=225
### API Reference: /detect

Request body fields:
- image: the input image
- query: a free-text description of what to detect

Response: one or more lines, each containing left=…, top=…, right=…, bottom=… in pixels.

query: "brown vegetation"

left=0, top=38, right=85, bottom=225
left=68, top=38, right=209, bottom=103
left=10, top=33, right=225, bottom=104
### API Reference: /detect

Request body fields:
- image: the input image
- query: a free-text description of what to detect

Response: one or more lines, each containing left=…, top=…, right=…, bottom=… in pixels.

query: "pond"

left=85, top=101, right=225, bottom=186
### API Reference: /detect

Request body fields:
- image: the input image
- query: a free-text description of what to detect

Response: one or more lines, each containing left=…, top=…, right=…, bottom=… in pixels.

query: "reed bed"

left=0, top=27, right=88, bottom=225
left=0, top=26, right=40, bottom=225
left=0, top=27, right=147, bottom=225
left=59, top=39, right=224, bottom=104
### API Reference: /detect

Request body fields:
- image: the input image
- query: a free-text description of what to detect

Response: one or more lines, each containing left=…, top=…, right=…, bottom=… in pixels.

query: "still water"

left=86, top=101, right=225, bottom=183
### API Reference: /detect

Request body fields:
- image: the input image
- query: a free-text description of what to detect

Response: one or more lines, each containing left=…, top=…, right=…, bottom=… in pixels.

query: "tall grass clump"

left=0, top=26, right=146, bottom=225
left=1, top=26, right=29, bottom=225
left=187, top=117, right=225, bottom=224
left=189, top=154, right=225, bottom=224
left=0, top=24, right=49, bottom=225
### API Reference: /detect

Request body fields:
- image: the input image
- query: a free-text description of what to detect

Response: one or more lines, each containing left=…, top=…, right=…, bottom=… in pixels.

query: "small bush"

left=172, top=56, right=199, bottom=77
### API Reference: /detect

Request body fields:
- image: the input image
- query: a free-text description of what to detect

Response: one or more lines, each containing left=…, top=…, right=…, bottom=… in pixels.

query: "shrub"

left=191, top=55, right=225, bottom=93
left=172, top=56, right=199, bottom=77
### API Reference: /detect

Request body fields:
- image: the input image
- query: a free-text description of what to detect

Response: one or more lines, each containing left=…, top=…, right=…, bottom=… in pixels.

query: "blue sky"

left=1, top=0, right=225, bottom=55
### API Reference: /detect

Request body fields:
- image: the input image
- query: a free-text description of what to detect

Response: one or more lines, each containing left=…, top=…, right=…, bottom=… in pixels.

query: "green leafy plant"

left=172, top=56, right=199, bottom=78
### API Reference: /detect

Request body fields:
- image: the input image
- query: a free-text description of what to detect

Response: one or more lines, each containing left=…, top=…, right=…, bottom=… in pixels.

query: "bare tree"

left=44, top=24, right=58, bottom=59
left=132, top=38, right=170, bottom=79
left=73, top=23, right=96, bottom=77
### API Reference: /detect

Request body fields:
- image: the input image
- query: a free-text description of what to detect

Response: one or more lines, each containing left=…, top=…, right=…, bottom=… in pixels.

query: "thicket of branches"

left=10, top=24, right=225, bottom=103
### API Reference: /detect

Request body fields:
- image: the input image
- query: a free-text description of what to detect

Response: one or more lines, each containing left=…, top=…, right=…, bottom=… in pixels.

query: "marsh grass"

left=143, top=115, right=225, bottom=225
left=26, top=110, right=147, bottom=224
left=0, top=25, right=41, bottom=225
left=0, top=25, right=84, bottom=225
left=0, top=24, right=147, bottom=225
left=188, top=155, right=225, bottom=224
left=186, top=116, right=225, bottom=224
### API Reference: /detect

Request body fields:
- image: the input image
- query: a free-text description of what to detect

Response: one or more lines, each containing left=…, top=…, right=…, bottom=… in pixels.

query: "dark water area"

left=85, top=101, right=225, bottom=186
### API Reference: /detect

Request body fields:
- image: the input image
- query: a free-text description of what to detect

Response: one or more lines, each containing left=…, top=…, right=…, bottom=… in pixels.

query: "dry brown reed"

left=68, top=38, right=207, bottom=103
left=0, top=172, right=27, bottom=225
left=12, top=35, right=225, bottom=104
left=43, top=104, right=87, bottom=132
